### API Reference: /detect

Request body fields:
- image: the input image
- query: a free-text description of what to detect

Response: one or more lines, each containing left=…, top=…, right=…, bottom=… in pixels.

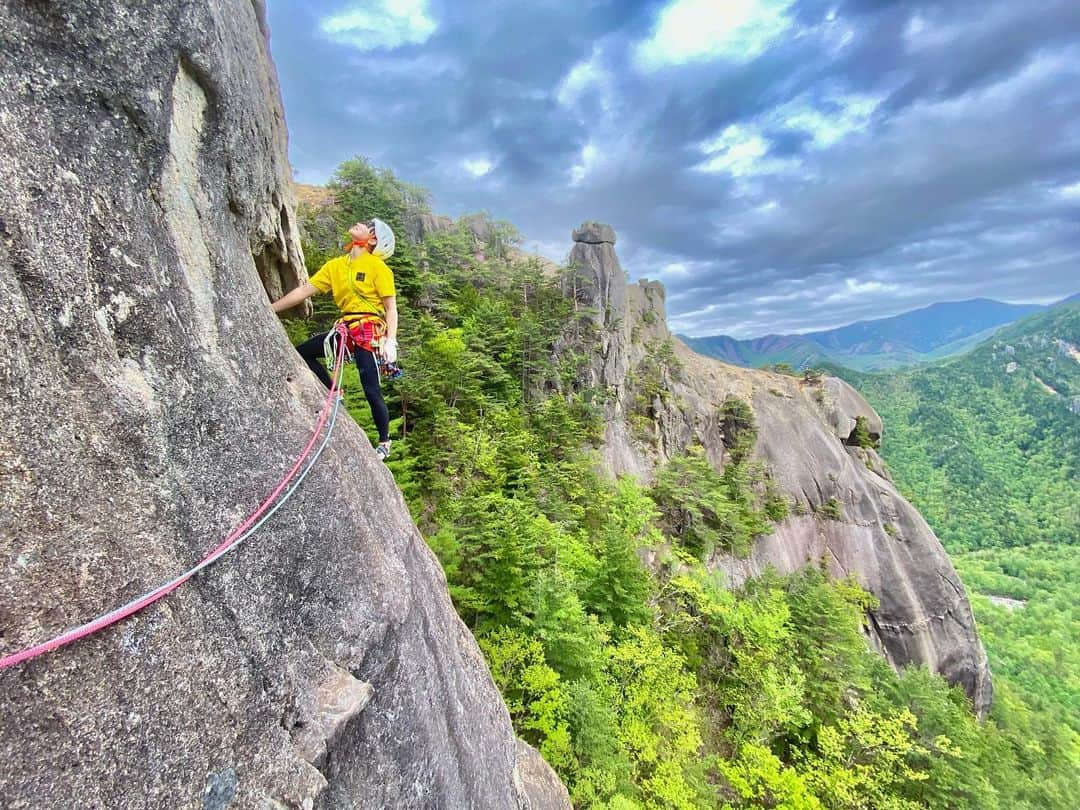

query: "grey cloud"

left=269, top=0, right=1080, bottom=337
left=764, top=128, right=814, bottom=156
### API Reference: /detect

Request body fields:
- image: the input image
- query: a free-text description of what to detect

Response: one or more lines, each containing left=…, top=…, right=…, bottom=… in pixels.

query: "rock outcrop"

left=564, top=224, right=993, bottom=716
left=0, top=3, right=567, bottom=808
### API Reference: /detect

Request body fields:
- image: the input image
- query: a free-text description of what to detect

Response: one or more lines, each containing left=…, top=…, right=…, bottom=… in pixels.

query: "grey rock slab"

left=513, top=740, right=572, bottom=810
left=0, top=1, right=564, bottom=807
left=291, top=664, right=374, bottom=770
left=821, top=376, right=884, bottom=442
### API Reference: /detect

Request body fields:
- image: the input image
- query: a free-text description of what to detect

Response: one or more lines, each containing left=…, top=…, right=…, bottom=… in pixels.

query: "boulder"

left=0, top=2, right=567, bottom=807
left=572, top=221, right=617, bottom=244
left=460, top=212, right=494, bottom=243
left=407, top=211, right=455, bottom=243
left=821, top=376, right=884, bottom=444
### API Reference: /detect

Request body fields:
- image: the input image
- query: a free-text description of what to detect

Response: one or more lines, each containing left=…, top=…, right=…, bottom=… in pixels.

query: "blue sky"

left=265, top=0, right=1080, bottom=338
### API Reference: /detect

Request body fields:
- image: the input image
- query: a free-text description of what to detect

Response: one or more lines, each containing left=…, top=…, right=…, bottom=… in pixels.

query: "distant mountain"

left=831, top=298, right=1080, bottom=550
left=1058, top=290, right=1080, bottom=305
left=682, top=298, right=1053, bottom=371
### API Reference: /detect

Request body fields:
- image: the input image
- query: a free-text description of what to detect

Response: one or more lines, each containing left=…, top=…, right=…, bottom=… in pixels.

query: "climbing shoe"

left=375, top=440, right=392, bottom=462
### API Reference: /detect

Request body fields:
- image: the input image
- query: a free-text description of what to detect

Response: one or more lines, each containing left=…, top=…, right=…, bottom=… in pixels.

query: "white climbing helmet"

left=370, top=218, right=396, bottom=259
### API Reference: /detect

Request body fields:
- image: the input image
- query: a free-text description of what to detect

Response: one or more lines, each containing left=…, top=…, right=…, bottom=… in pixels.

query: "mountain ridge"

left=682, top=297, right=1056, bottom=371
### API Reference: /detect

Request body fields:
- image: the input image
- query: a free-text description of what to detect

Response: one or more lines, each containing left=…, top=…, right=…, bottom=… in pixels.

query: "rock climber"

left=272, top=219, right=398, bottom=461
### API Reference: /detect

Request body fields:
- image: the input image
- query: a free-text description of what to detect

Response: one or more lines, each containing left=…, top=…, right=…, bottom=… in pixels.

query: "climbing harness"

left=0, top=324, right=352, bottom=671
left=334, top=313, right=403, bottom=381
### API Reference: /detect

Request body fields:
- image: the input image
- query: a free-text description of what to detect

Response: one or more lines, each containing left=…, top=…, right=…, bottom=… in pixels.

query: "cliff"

left=0, top=2, right=567, bottom=808
left=563, top=222, right=993, bottom=716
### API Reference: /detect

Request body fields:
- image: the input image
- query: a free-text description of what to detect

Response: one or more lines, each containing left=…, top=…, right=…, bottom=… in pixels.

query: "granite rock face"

left=564, top=223, right=992, bottom=716
left=0, top=3, right=567, bottom=808
left=571, top=221, right=617, bottom=244
left=821, top=377, right=884, bottom=445
left=514, top=741, right=574, bottom=810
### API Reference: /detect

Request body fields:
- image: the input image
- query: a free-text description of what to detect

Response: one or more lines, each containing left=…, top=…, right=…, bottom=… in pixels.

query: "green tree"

left=583, top=478, right=657, bottom=629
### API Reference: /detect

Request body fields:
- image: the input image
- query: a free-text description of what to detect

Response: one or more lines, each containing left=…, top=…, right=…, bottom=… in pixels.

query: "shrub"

left=817, top=497, right=844, bottom=521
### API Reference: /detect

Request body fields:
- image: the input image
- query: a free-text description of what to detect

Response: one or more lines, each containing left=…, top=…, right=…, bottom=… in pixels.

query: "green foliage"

left=480, top=628, right=574, bottom=771
left=650, top=445, right=774, bottom=559
left=645, top=399, right=776, bottom=561
left=606, top=626, right=710, bottom=809
left=767, top=362, right=798, bottom=376
left=797, top=707, right=930, bottom=810
left=849, top=415, right=878, bottom=449
left=628, top=339, right=682, bottom=443
left=664, top=571, right=812, bottom=747
left=718, top=742, right=823, bottom=809
left=954, top=545, right=1080, bottom=734
left=782, top=569, right=878, bottom=728
left=816, top=498, right=843, bottom=521
left=281, top=317, right=312, bottom=346
left=719, top=396, right=757, bottom=463
left=583, top=478, right=657, bottom=629
left=763, top=479, right=792, bottom=522
left=834, top=302, right=1079, bottom=550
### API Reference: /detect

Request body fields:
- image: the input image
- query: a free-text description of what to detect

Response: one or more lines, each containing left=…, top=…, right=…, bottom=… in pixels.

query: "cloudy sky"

left=265, top=0, right=1080, bottom=338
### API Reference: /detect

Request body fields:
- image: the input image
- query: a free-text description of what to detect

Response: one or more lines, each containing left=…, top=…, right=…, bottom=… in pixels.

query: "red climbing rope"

left=0, top=325, right=350, bottom=671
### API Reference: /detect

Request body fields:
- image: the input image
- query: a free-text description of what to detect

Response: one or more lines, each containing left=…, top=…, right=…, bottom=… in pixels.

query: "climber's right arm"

left=271, top=282, right=319, bottom=313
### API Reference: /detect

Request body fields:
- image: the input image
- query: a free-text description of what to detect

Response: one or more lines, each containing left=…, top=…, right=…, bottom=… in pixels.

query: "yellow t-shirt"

left=309, top=251, right=396, bottom=316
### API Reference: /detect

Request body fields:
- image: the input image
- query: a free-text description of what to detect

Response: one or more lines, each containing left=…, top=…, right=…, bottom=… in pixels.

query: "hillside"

left=827, top=305, right=1080, bottom=807
left=683, top=298, right=1050, bottom=371
left=953, top=545, right=1080, bottom=734
left=833, top=301, right=1080, bottom=550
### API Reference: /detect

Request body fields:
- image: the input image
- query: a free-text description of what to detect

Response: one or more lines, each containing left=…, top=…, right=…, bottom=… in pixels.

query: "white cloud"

left=635, top=0, right=793, bottom=70
left=687, top=90, right=883, bottom=184
left=904, top=14, right=926, bottom=44
left=748, top=288, right=815, bottom=306
left=779, top=93, right=880, bottom=147
left=695, top=124, right=796, bottom=177
left=698, top=125, right=767, bottom=173
left=462, top=157, right=493, bottom=177
left=811, top=6, right=856, bottom=53
left=824, top=278, right=899, bottom=303
left=321, top=0, right=437, bottom=51
left=556, top=56, right=610, bottom=108
left=902, top=9, right=972, bottom=52
left=659, top=261, right=692, bottom=279
left=570, top=142, right=599, bottom=186
left=1058, top=180, right=1080, bottom=199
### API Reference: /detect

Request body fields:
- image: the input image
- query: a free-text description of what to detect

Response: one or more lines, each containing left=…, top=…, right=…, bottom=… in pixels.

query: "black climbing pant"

left=295, top=332, right=390, bottom=442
